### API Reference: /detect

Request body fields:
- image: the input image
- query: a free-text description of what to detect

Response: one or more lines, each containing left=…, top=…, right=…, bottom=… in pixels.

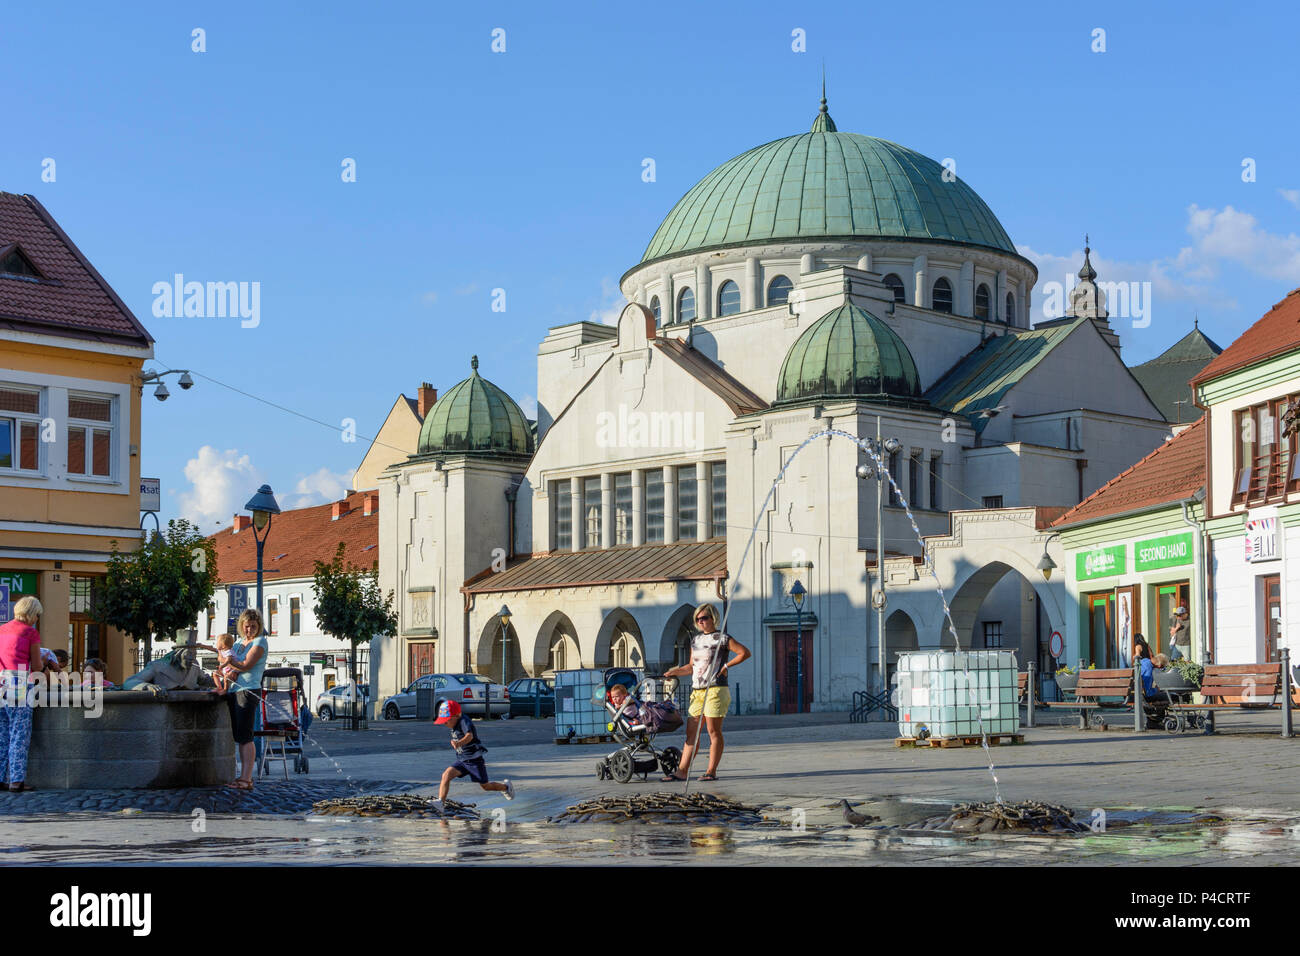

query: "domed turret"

left=417, top=356, right=534, bottom=456
left=776, top=302, right=923, bottom=405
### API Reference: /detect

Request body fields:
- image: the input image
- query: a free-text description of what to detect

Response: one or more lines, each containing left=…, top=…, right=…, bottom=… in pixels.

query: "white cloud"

left=177, top=446, right=263, bottom=529
left=588, top=276, right=627, bottom=325
left=287, top=467, right=353, bottom=509
left=518, top=393, right=538, bottom=419
left=421, top=291, right=438, bottom=305
left=455, top=283, right=479, bottom=296
left=1279, top=189, right=1300, bottom=211
left=1175, top=204, right=1300, bottom=282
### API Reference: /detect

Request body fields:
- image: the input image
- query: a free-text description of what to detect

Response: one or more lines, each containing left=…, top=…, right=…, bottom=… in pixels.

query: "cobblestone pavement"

left=1, top=711, right=1295, bottom=864
left=0, top=778, right=416, bottom=815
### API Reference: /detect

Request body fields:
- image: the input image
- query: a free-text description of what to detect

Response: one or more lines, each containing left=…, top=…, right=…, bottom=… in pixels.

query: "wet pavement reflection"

left=2, top=797, right=1296, bottom=865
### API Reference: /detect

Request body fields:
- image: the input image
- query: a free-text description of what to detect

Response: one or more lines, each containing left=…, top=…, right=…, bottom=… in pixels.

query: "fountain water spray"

left=713, top=427, right=1003, bottom=802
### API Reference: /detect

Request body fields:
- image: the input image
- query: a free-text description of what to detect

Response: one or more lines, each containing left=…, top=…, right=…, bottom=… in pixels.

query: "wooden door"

left=773, top=629, right=814, bottom=714
left=408, top=642, right=436, bottom=683
left=68, top=620, right=102, bottom=673
left=1262, top=575, right=1282, bottom=661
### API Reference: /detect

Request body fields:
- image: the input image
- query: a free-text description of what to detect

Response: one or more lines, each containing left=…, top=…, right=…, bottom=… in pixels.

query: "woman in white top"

left=661, top=603, right=749, bottom=781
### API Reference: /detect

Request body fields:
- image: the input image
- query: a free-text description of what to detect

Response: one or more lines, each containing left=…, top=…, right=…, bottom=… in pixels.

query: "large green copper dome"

left=417, top=356, right=534, bottom=456
left=776, top=302, right=923, bottom=405
left=640, top=102, right=1015, bottom=264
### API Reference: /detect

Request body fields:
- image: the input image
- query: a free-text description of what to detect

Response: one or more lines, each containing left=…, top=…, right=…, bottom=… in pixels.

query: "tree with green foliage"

left=96, top=519, right=220, bottom=663
left=312, top=542, right=398, bottom=727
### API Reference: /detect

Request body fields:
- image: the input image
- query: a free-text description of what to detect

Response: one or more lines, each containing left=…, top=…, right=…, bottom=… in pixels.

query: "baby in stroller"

left=595, top=681, right=684, bottom=783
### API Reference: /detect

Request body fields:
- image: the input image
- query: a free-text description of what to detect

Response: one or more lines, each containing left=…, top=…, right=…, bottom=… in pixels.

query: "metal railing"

left=849, top=688, right=896, bottom=723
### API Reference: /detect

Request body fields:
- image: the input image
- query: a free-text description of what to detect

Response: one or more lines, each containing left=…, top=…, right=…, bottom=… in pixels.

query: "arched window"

left=932, top=277, right=953, bottom=314
left=975, top=283, right=991, bottom=321
left=882, top=273, right=906, bottom=304
left=717, top=280, right=741, bottom=317
left=766, top=275, right=793, bottom=307
left=1005, top=292, right=1015, bottom=326
left=677, top=287, right=695, bottom=323
left=649, top=296, right=661, bottom=326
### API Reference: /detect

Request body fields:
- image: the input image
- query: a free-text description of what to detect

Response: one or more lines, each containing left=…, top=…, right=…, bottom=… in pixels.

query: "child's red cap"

left=434, top=699, right=461, bottom=724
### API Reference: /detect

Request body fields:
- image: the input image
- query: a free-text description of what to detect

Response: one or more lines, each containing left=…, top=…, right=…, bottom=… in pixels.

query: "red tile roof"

left=209, top=491, right=379, bottom=584
left=1191, top=287, right=1300, bottom=391
left=1051, top=418, right=1206, bottom=528
left=0, top=192, right=153, bottom=347
left=463, top=540, right=726, bottom=594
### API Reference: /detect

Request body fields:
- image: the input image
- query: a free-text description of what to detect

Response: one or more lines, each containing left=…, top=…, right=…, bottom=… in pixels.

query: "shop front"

left=1066, top=527, right=1201, bottom=668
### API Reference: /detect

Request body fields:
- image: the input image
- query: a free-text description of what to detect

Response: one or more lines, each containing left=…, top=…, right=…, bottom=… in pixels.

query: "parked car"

left=380, top=673, right=509, bottom=720
left=316, top=683, right=369, bottom=721
left=507, top=677, right=555, bottom=717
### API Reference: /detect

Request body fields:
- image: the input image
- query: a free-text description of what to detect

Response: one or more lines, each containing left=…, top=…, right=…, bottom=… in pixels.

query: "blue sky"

left=4, top=0, right=1298, bottom=529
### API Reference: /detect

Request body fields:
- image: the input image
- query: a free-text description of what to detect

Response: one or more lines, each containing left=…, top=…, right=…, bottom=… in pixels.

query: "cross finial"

left=471, top=355, right=479, bottom=371
left=1085, top=233, right=1089, bottom=250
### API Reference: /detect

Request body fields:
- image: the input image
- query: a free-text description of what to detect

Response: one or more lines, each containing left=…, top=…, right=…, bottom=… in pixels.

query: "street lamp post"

left=790, top=581, right=806, bottom=713
left=494, top=604, right=512, bottom=719
left=243, top=484, right=282, bottom=631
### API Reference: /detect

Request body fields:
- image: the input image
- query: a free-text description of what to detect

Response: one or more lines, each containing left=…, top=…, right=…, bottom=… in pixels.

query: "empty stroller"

left=595, top=678, right=683, bottom=783
left=257, top=667, right=309, bottom=776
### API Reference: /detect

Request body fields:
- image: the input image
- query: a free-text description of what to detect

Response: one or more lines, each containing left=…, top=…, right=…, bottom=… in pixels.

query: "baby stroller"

left=257, top=667, right=309, bottom=776
left=595, top=677, right=683, bottom=783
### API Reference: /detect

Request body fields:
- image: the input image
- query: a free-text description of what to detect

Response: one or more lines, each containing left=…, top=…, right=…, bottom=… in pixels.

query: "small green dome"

left=417, top=356, right=534, bottom=456
left=776, top=302, right=922, bottom=405
left=640, top=102, right=1015, bottom=265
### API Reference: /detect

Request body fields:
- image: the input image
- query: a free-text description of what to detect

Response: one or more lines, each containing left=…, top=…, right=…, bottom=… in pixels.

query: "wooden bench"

left=1168, top=662, right=1293, bottom=735
left=1043, top=668, right=1136, bottom=729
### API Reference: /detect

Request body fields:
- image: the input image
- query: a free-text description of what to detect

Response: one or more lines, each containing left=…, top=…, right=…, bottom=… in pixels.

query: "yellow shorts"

left=689, top=686, right=731, bottom=719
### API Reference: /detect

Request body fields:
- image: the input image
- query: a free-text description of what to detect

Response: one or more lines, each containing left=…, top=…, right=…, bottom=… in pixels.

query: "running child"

left=431, top=699, right=514, bottom=810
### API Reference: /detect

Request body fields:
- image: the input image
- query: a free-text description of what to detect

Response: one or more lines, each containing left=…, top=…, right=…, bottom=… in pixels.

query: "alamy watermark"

left=595, top=404, right=707, bottom=451
left=3, top=672, right=105, bottom=717
left=1039, top=272, right=1151, bottom=328
left=151, top=274, right=260, bottom=328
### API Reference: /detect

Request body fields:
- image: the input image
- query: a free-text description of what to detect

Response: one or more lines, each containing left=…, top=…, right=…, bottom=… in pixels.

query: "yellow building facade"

left=1, top=192, right=155, bottom=683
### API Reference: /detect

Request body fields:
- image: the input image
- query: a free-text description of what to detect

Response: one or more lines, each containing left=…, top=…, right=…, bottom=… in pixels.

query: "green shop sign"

left=1077, top=545, right=1126, bottom=580
left=1134, top=532, right=1194, bottom=572
left=0, top=572, right=38, bottom=595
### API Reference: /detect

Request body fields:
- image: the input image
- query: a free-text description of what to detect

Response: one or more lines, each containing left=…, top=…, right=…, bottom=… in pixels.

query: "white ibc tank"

left=897, top=650, right=1019, bottom=739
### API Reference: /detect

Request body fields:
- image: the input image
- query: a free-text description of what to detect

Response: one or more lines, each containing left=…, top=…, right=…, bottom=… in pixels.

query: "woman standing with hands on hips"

left=661, top=603, right=749, bottom=782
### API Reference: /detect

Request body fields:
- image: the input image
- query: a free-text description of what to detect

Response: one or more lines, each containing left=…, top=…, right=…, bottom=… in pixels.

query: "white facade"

left=370, top=119, right=1177, bottom=715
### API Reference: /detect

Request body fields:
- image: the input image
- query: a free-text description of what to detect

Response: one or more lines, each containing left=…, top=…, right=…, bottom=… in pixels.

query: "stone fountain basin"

left=26, top=690, right=236, bottom=789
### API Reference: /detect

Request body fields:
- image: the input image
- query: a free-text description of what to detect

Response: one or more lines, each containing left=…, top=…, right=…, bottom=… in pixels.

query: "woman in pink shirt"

left=0, top=596, right=45, bottom=792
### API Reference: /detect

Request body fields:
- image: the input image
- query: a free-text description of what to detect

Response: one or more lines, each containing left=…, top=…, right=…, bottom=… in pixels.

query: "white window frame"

left=0, top=382, right=45, bottom=477
left=65, top=390, right=117, bottom=483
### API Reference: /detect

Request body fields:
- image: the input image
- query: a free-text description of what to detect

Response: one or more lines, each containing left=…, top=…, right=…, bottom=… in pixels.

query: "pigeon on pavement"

left=840, top=799, right=874, bottom=826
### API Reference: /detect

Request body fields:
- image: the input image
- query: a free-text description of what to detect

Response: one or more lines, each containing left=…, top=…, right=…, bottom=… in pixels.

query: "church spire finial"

left=810, top=66, right=837, bottom=133
left=1078, top=237, right=1097, bottom=282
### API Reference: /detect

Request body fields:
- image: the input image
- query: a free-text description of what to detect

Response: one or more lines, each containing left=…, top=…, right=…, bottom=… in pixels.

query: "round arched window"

left=882, top=273, right=905, bottom=304
left=932, top=278, right=953, bottom=314
left=677, top=287, right=696, bottom=323
left=717, top=280, right=741, bottom=317
left=975, top=283, right=991, bottom=321
left=649, top=296, right=661, bottom=326
left=1005, top=292, right=1015, bottom=326
left=766, top=275, right=793, bottom=307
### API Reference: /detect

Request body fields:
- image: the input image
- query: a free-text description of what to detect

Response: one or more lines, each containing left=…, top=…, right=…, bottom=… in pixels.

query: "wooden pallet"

left=895, top=733, right=1025, bottom=749
left=554, top=734, right=614, bottom=745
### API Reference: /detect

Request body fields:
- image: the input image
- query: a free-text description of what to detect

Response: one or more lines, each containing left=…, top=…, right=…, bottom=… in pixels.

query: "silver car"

left=315, top=683, right=369, bottom=721
left=381, top=673, right=509, bottom=720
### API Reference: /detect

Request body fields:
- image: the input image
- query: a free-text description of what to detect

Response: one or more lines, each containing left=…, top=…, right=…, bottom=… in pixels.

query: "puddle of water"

left=0, top=801, right=1293, bottom=865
